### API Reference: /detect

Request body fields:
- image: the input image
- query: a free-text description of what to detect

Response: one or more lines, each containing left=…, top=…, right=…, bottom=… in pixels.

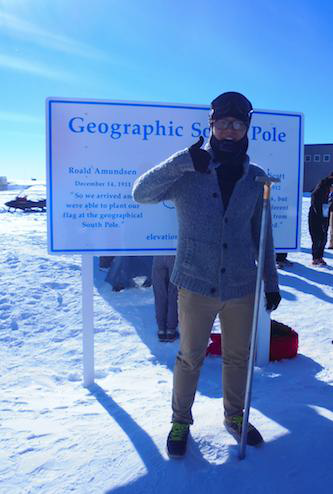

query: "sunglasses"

left=213, top=119, right=247, bottom=131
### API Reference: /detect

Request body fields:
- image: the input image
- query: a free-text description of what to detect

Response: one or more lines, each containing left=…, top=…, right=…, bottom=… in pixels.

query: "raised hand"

left=189, top=136, right=211, bottom=173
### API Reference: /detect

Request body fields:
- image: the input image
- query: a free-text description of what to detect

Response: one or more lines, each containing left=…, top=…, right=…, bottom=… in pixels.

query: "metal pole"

left=256, top=285, right=271, bottom=367
left=239, top=177, right=279, bottom=460
left=82, top=254, right=95, bottom=387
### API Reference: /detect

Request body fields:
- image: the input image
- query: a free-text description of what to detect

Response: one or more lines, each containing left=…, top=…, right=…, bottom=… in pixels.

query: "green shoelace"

left=231, top=415, right=243, bottom=425
left=170, top=423, right=189, bottom=441
left=230, top=415, right=255, bottom=432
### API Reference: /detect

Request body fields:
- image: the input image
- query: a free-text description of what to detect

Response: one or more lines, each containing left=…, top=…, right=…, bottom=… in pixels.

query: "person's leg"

left=318, top=219, right=329, bottom=261
left=172, top=288, right=221, bottom=424
left=152, top=257, right=168, bottom=337
left=106, top=257, right=128, bottom=291
left=309, top=209, right=323, bottom=261
left=219, top=293, right=255, bottom=419
left=308, top=209, right=317, bottom=259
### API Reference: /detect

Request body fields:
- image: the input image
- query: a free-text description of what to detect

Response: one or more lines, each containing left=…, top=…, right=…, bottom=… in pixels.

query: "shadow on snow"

left=92, top=259, right=333, bottom=493
left=89, top=354, right=333, bottom=494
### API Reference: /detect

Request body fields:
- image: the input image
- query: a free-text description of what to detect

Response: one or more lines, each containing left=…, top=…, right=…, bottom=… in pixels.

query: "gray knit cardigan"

left=132, top=145, right=279, bottom=300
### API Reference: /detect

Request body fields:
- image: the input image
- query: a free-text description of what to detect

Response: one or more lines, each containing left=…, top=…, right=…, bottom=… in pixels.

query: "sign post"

left=46, top=98, right=304, bottom=381
left=82, top=254, right=94, bottom=387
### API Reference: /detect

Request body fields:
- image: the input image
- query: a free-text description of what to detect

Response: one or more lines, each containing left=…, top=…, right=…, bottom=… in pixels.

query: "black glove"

left=189, top=136, right=211, bottom=173
left=265, top=291, right=281, bottom=311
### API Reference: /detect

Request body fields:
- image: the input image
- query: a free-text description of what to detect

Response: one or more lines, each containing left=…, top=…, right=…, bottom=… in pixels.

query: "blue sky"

left=1, top=0, right=332, bottom=179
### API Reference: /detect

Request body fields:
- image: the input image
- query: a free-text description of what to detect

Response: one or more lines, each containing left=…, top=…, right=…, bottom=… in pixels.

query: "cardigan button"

left=221, top=268, right=226, bottom=273
left=224, top=217, right=228, bottom=223
left=223, top=243, right=228, bottom=248
left=210, top=287, right=216, bottom=294
left=212, top=192, right=218, bottom=198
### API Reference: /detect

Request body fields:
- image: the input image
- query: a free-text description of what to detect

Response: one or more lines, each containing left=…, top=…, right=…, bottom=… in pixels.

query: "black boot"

left=224, top=415, right=263, bottom=446
left=157, top=328, right=167, bottom=342
left=167, top=422, right=190, bottom=458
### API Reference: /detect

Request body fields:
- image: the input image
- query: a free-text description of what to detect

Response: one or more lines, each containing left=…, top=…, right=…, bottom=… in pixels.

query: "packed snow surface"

left=1, top=182, right=333, bottom=494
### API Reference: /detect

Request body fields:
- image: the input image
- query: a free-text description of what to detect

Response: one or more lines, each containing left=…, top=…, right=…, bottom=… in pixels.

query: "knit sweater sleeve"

left=132, top=148, right=195, bottom=204
left=251, top=194, right=279, bottom=293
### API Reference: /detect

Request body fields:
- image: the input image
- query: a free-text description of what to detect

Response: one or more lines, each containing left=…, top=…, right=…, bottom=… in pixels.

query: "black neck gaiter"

left=210, top=134, right=248, bottom=209
left=210, top=134, right=248, bottom=168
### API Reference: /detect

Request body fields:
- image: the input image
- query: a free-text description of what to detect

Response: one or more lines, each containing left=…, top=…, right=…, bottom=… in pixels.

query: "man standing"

left=327, top=178, right=333, bottom=249
left=308, top=176, right=333, bottom=265
left=132, top=92, right=280, bottom=458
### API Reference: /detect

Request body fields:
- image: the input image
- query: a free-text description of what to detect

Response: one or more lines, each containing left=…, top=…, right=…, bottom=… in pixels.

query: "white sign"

left=46, top=98, right=304, bottom=255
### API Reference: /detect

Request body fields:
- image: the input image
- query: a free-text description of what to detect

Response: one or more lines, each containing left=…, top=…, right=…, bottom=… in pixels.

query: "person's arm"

left=132, top=148, right=195, bottom=204
left=132, top=137, right=211, bottom=204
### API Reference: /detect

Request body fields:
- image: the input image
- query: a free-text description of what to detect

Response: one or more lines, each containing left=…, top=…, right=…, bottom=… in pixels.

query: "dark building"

left=304, top=144, right=333, bottom=192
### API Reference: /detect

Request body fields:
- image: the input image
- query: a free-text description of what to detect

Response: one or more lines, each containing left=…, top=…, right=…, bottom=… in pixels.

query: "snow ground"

left=0, top=183, right=333, bottom=494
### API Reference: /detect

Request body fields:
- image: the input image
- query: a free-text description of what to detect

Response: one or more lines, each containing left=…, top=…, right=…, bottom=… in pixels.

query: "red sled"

left=206, top=320, right=298, bottom=361
left=206, top=333, right=223, bottom=357
left=269, top=320, right=298, bottom=361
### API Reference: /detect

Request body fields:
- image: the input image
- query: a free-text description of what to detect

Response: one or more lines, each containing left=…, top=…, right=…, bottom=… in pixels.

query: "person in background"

left=132, top=91, right=280, bottom=458
left=308, top=176, right=333, bottom=265
left=327, top=186, right=333, bottom=249
left=105, top=256, right=153, bottom=291
left=99, top=256, right=114, bottom=270
left=152, top=256, right=179, bottom=342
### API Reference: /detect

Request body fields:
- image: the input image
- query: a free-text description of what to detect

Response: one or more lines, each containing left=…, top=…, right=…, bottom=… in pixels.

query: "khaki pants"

left=172, top=288, right=255, bottom=424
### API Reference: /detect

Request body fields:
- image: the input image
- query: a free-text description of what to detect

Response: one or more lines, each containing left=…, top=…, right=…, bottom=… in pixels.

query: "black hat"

left=209, top=91, right=253, bottom=127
